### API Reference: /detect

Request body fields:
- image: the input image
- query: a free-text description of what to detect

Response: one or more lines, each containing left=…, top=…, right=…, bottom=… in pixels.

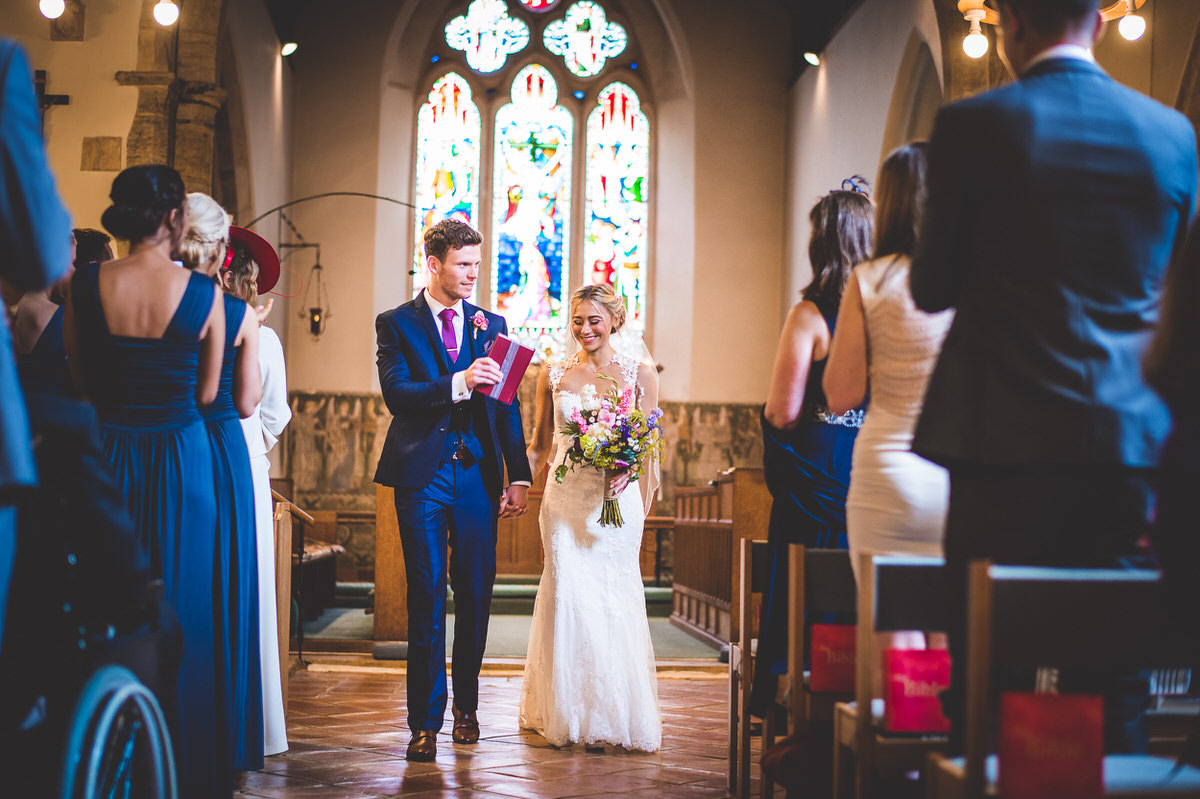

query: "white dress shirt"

left=1024, top=43, right=1096, bottom=73
left=424, top=292, right=472, bottom=402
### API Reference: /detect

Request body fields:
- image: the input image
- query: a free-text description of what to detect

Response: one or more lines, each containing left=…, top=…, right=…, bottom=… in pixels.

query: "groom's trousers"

left=393, top=453, right=497, bottom=733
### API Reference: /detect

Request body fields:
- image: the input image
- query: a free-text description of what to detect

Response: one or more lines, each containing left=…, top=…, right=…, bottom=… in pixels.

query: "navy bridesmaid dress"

left=749, top=304, right=863, bottom=716
left=16, top=304, right=70, bottom=397
left=71, top=262, right=231, bottom=798
left=201, top=294, right=263, bottom=772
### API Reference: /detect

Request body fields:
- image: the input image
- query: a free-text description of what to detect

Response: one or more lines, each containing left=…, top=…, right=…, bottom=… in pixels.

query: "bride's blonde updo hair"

left=571, top=283, right=626, bottom=333
left=179, top=192, right=231, bottom=272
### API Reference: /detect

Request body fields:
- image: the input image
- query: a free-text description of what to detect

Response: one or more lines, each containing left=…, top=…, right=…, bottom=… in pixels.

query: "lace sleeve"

left=618, top=354, right=642, bottom=402
left=548, top=357, right=572, bottom=393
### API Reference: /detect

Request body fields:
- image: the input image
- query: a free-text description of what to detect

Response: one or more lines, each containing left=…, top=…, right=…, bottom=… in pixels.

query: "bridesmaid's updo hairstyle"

left=179, top=192, right=231, bottom=272
left=571, top=283, right=626, bottom=333
left=803, top=179, right=874, bottom=316
left=224, top=240, right=260, bottom=304
left=101, top=165, right=186, bottom=242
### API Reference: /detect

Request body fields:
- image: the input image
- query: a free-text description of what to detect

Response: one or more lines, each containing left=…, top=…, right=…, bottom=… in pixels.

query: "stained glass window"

left=445, top=0, right=529, bottom=74
left=413, top=73, right=481, bottom=298
left=544, top=1, right=627, bottom=78
left=585, top=82, right=649, bottom=331
left=518, top=0, right=560, bottom=10
left=492, top=64, right=573, bottom=334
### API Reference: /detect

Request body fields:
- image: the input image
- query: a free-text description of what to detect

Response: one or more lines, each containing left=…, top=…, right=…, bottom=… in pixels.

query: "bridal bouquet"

left=554, top=377, right=664, bottom=527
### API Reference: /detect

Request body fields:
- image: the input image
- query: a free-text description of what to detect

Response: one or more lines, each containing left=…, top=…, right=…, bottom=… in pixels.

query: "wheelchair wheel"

left=60, top=665, right=176, bottom=799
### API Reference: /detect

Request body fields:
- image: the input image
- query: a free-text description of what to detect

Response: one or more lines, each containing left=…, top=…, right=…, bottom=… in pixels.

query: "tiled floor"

left=235, top=662, right=755, bottom=798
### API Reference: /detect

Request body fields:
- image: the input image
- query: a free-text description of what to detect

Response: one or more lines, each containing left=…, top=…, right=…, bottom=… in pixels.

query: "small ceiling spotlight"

left=153, top=0, right=179, bottom=26
left=39, top=0, right=65, bottom=19
left=803, top=52, right=821, bottom=67
left=962, top=9, right=989, bottom=59
left=281, top=41, right=298, bottom=57
left=1119, top=0, right=1146, bottom=40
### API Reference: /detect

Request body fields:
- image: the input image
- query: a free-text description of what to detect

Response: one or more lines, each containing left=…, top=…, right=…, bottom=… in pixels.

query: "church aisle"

left=235, top=667, right=747, bottom=798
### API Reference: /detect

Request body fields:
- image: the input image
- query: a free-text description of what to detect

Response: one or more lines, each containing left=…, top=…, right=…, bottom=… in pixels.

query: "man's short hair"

left=423, top=218, right=482, bottom=263
left=1001, top=0, right=1100, bottom=35
left=74, top=227, right=112, bottom=267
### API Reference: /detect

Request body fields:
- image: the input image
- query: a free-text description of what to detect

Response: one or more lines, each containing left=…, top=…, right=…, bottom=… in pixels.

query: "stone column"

left=176, top=85, right=226, bottom=194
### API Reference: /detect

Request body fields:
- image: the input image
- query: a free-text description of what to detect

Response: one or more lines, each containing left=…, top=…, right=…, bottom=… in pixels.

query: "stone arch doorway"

left=881, top=30, right=944, bottom=159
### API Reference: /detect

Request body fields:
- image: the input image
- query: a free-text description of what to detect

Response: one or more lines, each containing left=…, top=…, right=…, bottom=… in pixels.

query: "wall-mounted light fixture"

left=957, top=0, right=1148, bottom=59
left=153, top=0, right=179, bottom=26
left=39, top=0, right=65, bottom=19
left=803, top=51, right=821, bottom=67
left=281, top=41, right=298, bottom=56
left=298, top=254, right=330, bottom=341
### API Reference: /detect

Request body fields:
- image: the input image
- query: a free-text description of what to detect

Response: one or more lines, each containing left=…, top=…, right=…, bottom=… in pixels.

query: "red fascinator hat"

left=229, top=226, right=281, bottom=295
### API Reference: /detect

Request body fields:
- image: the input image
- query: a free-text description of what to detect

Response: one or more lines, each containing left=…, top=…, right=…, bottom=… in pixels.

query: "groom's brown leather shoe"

left=406, top=730, right=437, bottom=761
left=452, top=704, right=480, bottom=744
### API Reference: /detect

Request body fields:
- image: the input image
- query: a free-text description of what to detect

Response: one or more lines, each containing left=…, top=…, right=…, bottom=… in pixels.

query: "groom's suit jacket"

left=910, top=56, right=1197, bottom=468
left=374, top=290, right=532, bottom=498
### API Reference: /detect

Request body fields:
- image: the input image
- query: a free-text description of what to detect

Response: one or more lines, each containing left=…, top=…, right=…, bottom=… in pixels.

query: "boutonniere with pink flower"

left=470, top=310, right=488, bottom=342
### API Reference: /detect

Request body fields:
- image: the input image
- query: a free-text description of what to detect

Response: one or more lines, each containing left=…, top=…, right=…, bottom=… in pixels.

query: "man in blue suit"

left=0, top=38, right=72, bottom=659
left=911, top=0, right=1197, bottom=752
left=375, top=218, right=531, bottom=761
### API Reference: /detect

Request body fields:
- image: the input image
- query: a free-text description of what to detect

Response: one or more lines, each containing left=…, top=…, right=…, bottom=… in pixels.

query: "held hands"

left=464, top=356, right=502, bottom=391
left=498, top=484, right=528, bottom=519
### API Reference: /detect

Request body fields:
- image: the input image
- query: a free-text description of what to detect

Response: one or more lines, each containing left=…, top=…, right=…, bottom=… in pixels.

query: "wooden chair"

left=730, top=538, right=770, bottom=798
left=832, top=554, right=949, bottom=799
left=926, top=563, right=1200, bottom=799
left=757, top=545, right=858, bottom=798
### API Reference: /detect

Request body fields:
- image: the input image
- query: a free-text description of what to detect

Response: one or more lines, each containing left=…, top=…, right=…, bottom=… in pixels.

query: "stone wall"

left=280, top=368, right=764, bottom=574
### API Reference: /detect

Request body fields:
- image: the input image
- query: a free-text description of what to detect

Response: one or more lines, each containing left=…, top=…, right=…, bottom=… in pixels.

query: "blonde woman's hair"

left=179, top=192, right=231, bottom=272
left=571, top=283, right=627, bottom=332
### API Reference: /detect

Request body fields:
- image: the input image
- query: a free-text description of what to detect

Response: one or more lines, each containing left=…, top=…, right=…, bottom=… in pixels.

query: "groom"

left=374, top=218, right=531, bottom=762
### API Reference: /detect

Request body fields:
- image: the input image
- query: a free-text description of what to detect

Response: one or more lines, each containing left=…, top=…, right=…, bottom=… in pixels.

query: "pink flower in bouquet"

left=597, top=407, right=617, bottom=427
left=570, top=409, right=589, bottom=433
left=617, top=386, right=634, bottom=415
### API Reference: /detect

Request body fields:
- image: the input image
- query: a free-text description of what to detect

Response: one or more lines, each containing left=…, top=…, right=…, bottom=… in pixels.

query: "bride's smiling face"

left=571, top=300, right=613, bottom=354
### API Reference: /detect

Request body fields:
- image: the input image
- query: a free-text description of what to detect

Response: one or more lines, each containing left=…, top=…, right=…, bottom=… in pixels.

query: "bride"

left=518, top=283, right=663, bottom=752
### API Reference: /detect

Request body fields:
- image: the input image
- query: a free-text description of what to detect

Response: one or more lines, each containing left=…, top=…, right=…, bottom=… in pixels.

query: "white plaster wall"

left=226, top=0, right=294, bottom=339
left=784, top=0, right=942, bottom=309
left=2, top=0, right=143, bottom=232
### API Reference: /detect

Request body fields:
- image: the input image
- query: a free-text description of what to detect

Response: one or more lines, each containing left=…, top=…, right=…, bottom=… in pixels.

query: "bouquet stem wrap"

left=601, top=469, right=624, bottom=527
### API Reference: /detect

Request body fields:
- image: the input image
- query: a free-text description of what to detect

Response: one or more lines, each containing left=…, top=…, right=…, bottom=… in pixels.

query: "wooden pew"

left=833, top=554, right=949, bottom=799
left=927, top=563, right=1200, bottom=799
left=270, top=490, right=311, bottom=712
left=730, top=538, right=769, bottom=798
left=674, top=467, right=770, bottom=647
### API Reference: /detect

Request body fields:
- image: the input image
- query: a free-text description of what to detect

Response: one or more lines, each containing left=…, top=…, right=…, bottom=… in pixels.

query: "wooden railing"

left=271, top=489, right=313, bottom=713
left=671, top=468, right=769, bottom=647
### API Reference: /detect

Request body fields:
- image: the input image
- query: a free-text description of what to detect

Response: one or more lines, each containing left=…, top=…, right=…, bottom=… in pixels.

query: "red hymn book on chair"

left=998, top=692, right=1103, bottom=799
left=882, top=648, right=952, bottom=733
left=809, top=624, right=856, bottom=692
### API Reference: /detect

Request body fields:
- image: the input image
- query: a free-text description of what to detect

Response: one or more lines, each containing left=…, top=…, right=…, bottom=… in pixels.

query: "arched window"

left=413, top=73, right=482, bottom=299
left=414, top=0, right=650, bottom=352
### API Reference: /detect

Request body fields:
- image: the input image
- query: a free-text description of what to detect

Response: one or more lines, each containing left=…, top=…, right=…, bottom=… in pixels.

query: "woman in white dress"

left=519, top=283, right=662, bottom=752
left=226, top=230, right=292, bottom=756
left=824, top=143, right=955, bottom=582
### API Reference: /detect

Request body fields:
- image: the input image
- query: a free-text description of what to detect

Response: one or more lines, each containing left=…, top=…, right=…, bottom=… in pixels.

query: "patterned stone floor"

left=235, top=661, right=755, bottom=798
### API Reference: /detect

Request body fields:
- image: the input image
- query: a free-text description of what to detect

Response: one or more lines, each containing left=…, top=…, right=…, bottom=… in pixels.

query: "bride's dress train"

left=518, top=356, right=662, bottom=751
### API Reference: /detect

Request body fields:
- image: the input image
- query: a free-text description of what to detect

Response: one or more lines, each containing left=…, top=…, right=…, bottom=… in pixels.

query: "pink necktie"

left=438, top=307, right=458, bottom=363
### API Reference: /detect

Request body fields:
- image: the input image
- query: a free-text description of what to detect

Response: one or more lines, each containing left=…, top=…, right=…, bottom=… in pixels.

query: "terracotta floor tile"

left=237, top=668, right=736, bottom=797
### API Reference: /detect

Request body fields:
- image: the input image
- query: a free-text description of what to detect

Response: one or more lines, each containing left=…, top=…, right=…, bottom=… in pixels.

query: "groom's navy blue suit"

left=375, top=290, right=531, bottom=733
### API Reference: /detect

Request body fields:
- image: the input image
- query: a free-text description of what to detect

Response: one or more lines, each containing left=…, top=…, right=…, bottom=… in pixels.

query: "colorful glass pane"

left=445, top=0, right=529, bottom=74
left=492, top=64, right=573, bottom=336
left=585, top=82, right=649, bottom=331
left=544, top=1, right=627, bottom=78
left=413, top=73, right=481, bottom=299
left=518, top=0, right=560, bottom=10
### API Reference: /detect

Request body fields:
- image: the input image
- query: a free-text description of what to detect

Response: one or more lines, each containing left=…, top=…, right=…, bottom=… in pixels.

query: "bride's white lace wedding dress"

left=518, top=353, right=662, bottom=751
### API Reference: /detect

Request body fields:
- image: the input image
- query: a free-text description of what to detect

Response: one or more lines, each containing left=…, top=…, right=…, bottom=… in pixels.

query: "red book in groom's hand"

left=478, top=334, right=534, bottom=405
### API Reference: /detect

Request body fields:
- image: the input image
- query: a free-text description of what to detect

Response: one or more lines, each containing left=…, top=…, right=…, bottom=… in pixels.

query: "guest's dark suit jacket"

left=373, top=291, right=532, bottom=499
left=0, top=39, right=71, bottom=493
left=911, top=56, right=1198, bottom=468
